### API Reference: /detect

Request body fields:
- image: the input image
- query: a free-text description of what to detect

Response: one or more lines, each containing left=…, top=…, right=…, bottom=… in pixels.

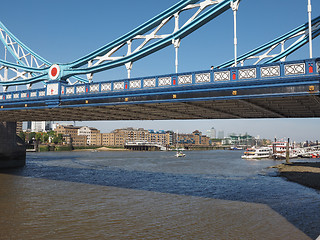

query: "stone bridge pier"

left=0, top=122, right=26, bottom=168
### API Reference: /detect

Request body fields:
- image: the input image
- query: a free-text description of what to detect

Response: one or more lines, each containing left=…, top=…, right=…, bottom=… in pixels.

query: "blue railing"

left=0, top=58, right=319, bottom=102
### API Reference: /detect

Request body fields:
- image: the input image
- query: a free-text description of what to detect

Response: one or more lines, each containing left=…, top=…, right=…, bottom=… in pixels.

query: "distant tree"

left=53, top=134, right=63, bottom=144
left=47, top=130, right=56, bottom=138
left=18, top=131, right=26, bottom=142
left=52, top=136, right=59, bottom=144
left=35, top=132, right=42, bottom=142
left=27, top=132, right=36, bottom=143
left=57, top=134, right=64, bottom=143
left=43, top=133, right=49, bottom=143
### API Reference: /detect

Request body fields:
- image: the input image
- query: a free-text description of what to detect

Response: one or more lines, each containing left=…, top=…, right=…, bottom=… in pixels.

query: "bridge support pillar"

left=0, top=122, right=26, bottom=168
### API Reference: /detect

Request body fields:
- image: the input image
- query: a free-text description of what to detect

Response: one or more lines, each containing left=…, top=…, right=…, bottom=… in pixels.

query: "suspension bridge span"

left=0, top=0, right=319, bottom=166
left=0, top=57, right=319, bottom=121
left=0, top=0, right=319, bottom=121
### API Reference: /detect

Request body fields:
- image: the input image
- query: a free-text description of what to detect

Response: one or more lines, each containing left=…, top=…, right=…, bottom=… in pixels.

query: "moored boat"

left=241, top=147, right=271, bottom=160
left=271, top=141, right=298, bottom=159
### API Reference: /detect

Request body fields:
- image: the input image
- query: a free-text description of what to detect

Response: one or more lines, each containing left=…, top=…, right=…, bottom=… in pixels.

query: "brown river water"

left=0, top=150, right=319, bottom=239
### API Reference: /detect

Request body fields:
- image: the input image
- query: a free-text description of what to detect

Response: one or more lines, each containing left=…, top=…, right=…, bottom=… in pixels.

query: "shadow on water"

left=0, top=152, right=319, bottom=239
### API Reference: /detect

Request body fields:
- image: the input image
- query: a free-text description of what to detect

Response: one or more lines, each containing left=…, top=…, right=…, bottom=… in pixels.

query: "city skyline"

left=24, top=120, right=319, bottom=143
left=2, top=0, right=320, bottom=142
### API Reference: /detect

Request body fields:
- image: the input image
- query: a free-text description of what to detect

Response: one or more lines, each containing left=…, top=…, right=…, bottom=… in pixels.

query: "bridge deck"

left=0, top=58, right=319, bottom=121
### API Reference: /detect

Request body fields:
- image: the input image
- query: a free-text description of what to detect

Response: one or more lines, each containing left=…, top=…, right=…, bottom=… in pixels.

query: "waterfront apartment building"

left=78, top=126, right=101, bottom=145
left=102, top=133, right=115, bottom=146
left=72, top=135, right=88, bottom=147
left=147, top=130, right=171, bottom=147
left=54, top=124, right=102, bottom=146
left=53, top=125, right=210, bottom=148
left=55, top=124, right=80, bottom=139
left=177, top=130, right=211, bottom=147
left=101, top=128, right=209, bottom=147
left=100, top=128, right=173, bottom=147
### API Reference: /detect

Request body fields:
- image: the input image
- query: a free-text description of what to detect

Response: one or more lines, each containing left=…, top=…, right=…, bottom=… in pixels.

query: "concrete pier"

left=0, top=122, right=26, bottom=168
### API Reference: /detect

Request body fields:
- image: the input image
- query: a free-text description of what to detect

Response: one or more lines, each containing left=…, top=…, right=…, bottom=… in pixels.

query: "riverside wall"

left=0, top=122, right=26, bottom=168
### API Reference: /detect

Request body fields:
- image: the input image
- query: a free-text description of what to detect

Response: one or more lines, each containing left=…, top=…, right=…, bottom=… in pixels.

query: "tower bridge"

left=0, top=58, right=319, bottom=121
left=0, top=0, right=319, bottom=167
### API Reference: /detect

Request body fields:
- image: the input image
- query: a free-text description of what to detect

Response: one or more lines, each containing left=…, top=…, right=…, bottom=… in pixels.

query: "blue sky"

left=1, top=0, right=320, bottom=142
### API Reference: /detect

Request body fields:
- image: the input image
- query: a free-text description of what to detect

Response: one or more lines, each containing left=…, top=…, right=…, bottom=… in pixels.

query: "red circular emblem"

left=49, top=64, right=60, bottom=80
left=51, top=67, right=58, bottom=77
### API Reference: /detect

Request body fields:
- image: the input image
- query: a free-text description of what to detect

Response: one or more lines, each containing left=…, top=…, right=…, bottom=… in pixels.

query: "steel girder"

left=63, top=0, right=236, bottom=78
left=0, top=0, right=236, bottom=89
left=217, top=16, right=320, bottom=68
left=0, top=0, right=319, bottom=91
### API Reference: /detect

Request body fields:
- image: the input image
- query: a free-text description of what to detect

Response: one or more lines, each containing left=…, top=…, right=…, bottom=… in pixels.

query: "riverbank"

left=35, top=145, right=128, bottom=152
left=73, top=147, right=128, bottom=152
left=274, top=162, right=320, bottom=190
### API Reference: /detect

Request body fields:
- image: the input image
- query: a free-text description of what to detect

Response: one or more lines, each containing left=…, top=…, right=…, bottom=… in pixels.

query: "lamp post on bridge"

left=307, top=0, right=313, bottom=58
left=231, top=0, right=240, bottom=67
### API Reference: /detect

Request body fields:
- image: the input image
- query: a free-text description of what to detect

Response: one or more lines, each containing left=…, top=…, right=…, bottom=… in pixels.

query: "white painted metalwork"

left=85, top=0, right=224, bottom=80
left=113, top=82, right=124, bottom=90
left=47, top=83, right=59, bottom=96
left=317, top=61, right=320, bottom=73
left=284, top=63, right=305, bottom=75
left=158, top=77, right=172, bottom=86
left=0, top=25, right=49, bottom=88
left=233, top=20, right=320, bottom=67
left=143, top=78, right=156, bottom=88
left=173, top=39, right=181, bottom=74
left=239, top=68, right=256, bottom=79
left=13, top=93, right=19, bottom=99
left=5, top=94, right=11, bottom=99
left=173, top=12, right=180, bottom=74
left=178, top=74, right=192, bottom=84
left=129, top=80, right=141, bottom=89
left=214, top=71, right=230, bottom=81
left=261, top=65, right=280, bottom=78
left=195, top=73, right=211, bottom=83
left=101, top=83, right=112, bottom=91
left=125, top=61, right=133, bottom=79
left=66, top=87, right=75, bottom=95
left=308, top=0, right=313, bottom=58
left=39, top=91, right=45, bottom=97
left=230, top=0, right=240, bottom=67
left=76, top=85, right=86, bottom=94
left=90, top=84, right=100, bottom=92
left=21, top=93, right=27, bottom=98
left=30, top=92, right=37, bottom=97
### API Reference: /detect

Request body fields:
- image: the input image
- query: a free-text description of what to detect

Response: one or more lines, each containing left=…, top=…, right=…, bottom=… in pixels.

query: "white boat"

left=241, top=147, right=271, bottom=160
left=271, top=141, right=298, bottom=159
left=175, top=151, right=186, bottom=157
left=175, top=130, right=186, bottom=157
left=296, top=147, right=320, bottom=158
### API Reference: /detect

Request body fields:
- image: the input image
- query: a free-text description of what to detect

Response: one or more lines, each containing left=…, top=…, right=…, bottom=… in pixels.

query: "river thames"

left=0, top=150, right=319, bottom=239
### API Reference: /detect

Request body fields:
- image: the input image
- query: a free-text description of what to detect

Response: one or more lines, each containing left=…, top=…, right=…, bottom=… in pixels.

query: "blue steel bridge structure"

left=0, top=0, right=320, bottom=122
